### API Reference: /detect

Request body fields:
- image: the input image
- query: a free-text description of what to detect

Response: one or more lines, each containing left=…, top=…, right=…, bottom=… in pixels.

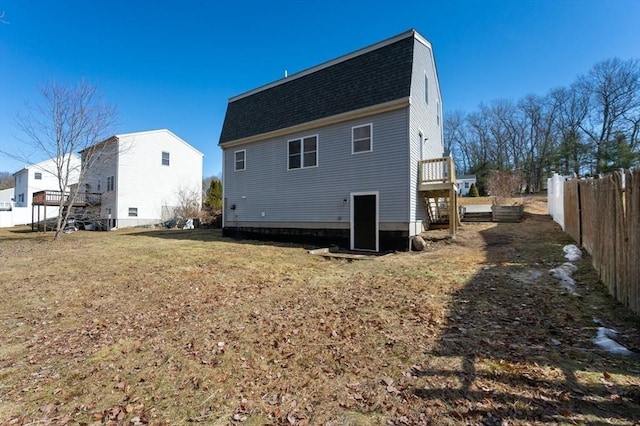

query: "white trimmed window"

left=162, top=151, right=170, bottom=166
left=128, top=207, right=138, bottom=217
left=288, top=135, right=317, bottom=170
left=34, top=172, right=42, bottom=180
left=352, top=124, right=372, bottom=154
left=234, top=150, right=246, bottom=171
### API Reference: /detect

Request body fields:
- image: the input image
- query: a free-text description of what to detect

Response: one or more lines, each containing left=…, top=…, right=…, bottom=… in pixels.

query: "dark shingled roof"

left=219, top=33, right=415, bottom=144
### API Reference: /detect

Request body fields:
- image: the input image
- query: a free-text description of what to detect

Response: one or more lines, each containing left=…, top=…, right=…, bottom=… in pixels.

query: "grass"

left=1, top=200, right=639, bottom=425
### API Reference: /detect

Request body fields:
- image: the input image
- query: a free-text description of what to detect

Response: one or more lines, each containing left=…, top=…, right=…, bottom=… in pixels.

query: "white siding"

left=223, top=108, right=410, bottom=228
left=114, top=130, right=203, bottom=227
left=82, top=141, right=119, bottom=221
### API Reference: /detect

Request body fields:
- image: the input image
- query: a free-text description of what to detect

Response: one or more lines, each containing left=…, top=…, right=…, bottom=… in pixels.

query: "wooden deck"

left=32, top=190, right=101, bottom=206
left=418, top=157, right=457, bottom=191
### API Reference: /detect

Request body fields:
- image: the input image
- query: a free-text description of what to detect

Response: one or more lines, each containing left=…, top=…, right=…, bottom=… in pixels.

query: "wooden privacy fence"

left=563, top=169, right=640, bottom=314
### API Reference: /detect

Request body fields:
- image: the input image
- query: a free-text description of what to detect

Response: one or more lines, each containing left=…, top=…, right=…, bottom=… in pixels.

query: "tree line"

left=446, top=57, right=640, bottom=194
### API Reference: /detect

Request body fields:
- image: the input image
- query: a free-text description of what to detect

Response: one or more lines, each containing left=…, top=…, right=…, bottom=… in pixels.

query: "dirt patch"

left=0, top=199, right=639, bottom=425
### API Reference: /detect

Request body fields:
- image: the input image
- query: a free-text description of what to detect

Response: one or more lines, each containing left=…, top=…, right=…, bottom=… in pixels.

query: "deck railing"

left=32, top=190, right=102, bottom=206
left=418, top=157, right=456, bottom=185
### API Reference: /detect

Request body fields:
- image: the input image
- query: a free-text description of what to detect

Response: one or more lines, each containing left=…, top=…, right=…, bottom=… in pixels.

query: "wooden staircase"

left=418, top=157, right=459, bottom=237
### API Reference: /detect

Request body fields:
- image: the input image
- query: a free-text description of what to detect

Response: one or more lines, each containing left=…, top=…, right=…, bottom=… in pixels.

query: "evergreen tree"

left=469, top=182, right=480, bottom=197
left=601, top=132, right=638, bottom=173
left=204, top=178, right=222, bottom=210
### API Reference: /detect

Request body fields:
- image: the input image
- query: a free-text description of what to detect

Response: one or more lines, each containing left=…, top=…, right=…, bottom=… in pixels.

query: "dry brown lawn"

left=1, top=199, right=639, bottom=425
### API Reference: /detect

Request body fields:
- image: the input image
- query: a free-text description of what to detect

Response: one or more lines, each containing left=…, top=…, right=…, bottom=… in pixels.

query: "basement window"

left=128, top=207, right=138, bottom=217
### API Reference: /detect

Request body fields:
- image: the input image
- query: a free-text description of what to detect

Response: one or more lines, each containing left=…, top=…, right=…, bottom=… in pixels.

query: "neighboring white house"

left=79, top=129, right=203, bottom=228
left=13, top=155, right=81, bottom=209
left=457, top=174, right=477, bottom=196
left=0, top=187, right=12, bottom=208
left=219, top=29, right=454, bottom=251
left=0, top=155, right=81, bottom=227
left=0, top=188, right=14, bottom=228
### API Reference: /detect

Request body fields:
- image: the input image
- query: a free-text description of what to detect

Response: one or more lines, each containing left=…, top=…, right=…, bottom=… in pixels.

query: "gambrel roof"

left=219, top=30, right=420, bottom=145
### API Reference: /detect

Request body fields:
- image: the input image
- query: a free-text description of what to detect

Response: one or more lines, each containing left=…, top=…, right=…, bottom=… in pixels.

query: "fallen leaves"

left=1, top=220, right=640, bottom=424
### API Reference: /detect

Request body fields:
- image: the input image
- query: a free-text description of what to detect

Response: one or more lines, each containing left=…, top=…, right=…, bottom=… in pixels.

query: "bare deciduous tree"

left=486, top=170, right=524, bottom=205
left=578, top=58, right=640, bottom=174
left=5, top=81, right=117, bottom=240
left=444, top=110, right=470, bottom=173
left=172, top=184, right=203, bottom=223
left=447, top=57, right=639, bottom=191
left=0, top=171, right=13, bottom=190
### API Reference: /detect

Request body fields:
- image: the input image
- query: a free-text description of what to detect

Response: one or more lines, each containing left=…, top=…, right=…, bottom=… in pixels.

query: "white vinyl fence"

left=547, top=173, right=569, bottom=230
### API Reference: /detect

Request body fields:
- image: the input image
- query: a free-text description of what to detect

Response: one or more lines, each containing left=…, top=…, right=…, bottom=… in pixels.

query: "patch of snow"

left=549, top=262, right=579, bottom=295
left=558, top=277, right=577, bottom=293
left=563, top=244, right=582, bottom=261
left=592, top=327, right=638, bottom=358
left=549, top=263, right=577, bottom=279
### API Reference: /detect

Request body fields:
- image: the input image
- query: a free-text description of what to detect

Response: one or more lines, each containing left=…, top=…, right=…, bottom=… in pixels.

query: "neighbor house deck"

left=32, top=190, right=102, bottom=207
left=31, top=190, right=102, bottom=232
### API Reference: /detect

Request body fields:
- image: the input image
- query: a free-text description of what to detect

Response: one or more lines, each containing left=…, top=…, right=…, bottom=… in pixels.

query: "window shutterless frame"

left=287, top=135, right=318, bottom=170
left=162, top=151, right=170, bottom=166
left=352, top=123, right=373, bottom=154
left=234, top=149, right=246, bottom=171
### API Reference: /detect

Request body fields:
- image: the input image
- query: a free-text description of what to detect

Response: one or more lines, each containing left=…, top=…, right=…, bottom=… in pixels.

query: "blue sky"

left=1, top=0, right=638, bottom=177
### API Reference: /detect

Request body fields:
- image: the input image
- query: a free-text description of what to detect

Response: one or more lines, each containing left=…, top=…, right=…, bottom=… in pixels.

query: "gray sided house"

left=219, top=29, right=455, bottom=252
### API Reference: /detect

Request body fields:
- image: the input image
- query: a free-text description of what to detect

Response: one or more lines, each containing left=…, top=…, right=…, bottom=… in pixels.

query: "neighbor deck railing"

left=32, top=190, right=102, bottom=206
left=418, top=157, right=456, bottom=185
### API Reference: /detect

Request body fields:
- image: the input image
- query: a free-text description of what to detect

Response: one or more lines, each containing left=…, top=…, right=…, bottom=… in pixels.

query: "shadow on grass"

left=9, top=228, right=36, bottom=234
left=412, top=212, right=640, bottom=424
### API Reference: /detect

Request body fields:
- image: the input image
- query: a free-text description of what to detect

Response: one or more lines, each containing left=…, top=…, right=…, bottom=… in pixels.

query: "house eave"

left=219, top=96, right=411, bottom=148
